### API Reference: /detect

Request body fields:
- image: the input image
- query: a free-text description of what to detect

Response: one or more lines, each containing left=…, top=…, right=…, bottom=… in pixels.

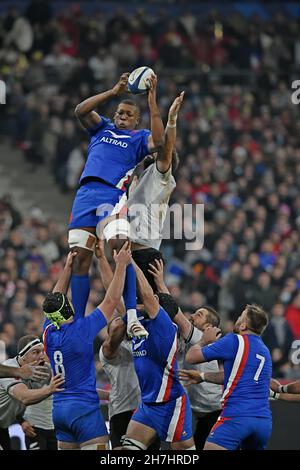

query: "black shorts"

left=25, top=427, right=57, bottom=450
left=132, top=248, right=164, bottom=293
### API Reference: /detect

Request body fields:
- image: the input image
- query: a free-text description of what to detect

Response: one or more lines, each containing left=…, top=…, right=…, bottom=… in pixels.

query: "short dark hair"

left=43, top=292, right=63, bottom=313
left=201, top=305, right=220, bottom=327
left=119, top=99, right=140, bottom=114
left=246, top=304, right=268, bottom=335
left=18, top=335, right=39, bottom=354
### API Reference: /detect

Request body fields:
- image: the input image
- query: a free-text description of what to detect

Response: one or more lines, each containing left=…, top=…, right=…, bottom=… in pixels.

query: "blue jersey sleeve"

left=151, top=307, right=177, bottom=338
left=136, top=129, right=151, bottom=164
left=202, top=333, right=237, bottom=362
left=76, top=308, right=107, bottom=342
left=87, top=116, right=111, bottom=136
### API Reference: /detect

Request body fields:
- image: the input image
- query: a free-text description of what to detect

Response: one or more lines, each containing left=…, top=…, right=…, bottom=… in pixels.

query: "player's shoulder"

left=130, top=128, right=150, bottom=137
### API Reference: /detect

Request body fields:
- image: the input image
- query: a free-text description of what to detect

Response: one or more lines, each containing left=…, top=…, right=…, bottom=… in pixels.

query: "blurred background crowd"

left=0, top=0, right=300, bottom=380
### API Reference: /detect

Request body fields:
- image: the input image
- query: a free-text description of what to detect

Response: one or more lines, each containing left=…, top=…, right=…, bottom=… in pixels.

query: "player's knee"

left=68, top=229, right=96, bottom=252
left=103, top=218, right=130, bottom=242
left=68, top=229, right=95, bottom=274
left=122, top=436, right=147, bottom=451
left=80, top=442, right=109, bottom=450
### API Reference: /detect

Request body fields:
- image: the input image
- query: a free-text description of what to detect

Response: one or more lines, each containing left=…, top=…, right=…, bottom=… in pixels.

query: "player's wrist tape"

left=278, top=384, right=288, bottom=393
left=269, top=389, right=279, bottom=399
left=186, top=325, right=202, bottom=345
left=68, top=229, right=96, bottom=251
left=199, top=372, right=205, bottom=382
left=167, top=114, right=178, bottom=128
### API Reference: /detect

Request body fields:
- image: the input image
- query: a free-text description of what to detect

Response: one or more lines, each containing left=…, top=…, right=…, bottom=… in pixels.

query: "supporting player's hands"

left=95, top=239, right=106, bottom=260
left=113, top=241, right=132, bottom=267
left=112, top=73, right=130, bottom=96
left=148, top=259, right=166, bottom=292
left=200, top=326, right=222, bottom=347
left=19, top=362, right=52, bottom=381
left=65, top=251, right=77, bottom=271
left=48, top=373, right=65, bottom=394
left=21, top=420, right=37, bottom=438
left=168, top=91, right=185, bottom=122
left=177, top=369, right=203, bottom=385
left=270, top=378, right=282, bottom=393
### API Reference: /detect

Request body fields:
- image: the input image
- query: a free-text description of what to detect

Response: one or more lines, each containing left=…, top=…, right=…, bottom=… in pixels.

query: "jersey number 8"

left=54, top=350, right=65, bottom=377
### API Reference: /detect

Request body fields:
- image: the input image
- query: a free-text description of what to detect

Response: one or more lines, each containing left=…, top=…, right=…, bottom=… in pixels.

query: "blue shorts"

left=53, top=401, right=108, bottom=444
left=69, top=181, right=124, bottom=229
left=206, top=415, right=272, bottom=450
left=132, top=393, right=192, bottom=443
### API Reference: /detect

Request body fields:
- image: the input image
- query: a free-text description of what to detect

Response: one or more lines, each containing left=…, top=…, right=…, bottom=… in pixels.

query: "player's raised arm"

left=74, top=73, right=130, bottom=130
left=185, top=327, right=222, bottom=364
left=9, top=374, right=65, bottom=406
left=52, top=251, right=77, bottom=295
left=133, top=260, right=159, bottom=318
left=178, top=369, right=225, bottom=385
left=147, top=74, right=165, bottom=152
left=156, top=91, right=184, bottom=173
left=102, top=317, right=127, bottom=360
left=98, top=242, right=131, bottom=321
left=95, top=240, right=126, bottom=316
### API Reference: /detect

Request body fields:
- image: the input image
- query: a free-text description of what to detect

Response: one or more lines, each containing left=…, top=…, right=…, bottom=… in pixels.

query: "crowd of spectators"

left=0, top=2, right=300, bottom=379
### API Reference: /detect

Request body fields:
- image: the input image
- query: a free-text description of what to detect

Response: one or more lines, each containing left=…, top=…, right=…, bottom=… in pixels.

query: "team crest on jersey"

left=104, top=130, right=132, bottom=139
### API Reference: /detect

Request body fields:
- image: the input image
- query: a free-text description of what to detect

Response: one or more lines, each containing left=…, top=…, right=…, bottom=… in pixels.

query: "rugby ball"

left=128, top=66, right=154, bottom=94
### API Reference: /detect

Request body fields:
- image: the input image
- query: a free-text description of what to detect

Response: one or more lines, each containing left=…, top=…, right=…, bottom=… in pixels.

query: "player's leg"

left=122, top=419, right=157, bottom=450
left=110, top=410, right=134, bottom=450
left=102, top=213, right=148, bottom=339
left=204, top=441, right=228, bottom=450
left=240, top=417, right=272, bottom=450
left=68, top=227, right=96, bottom=317
left=80, top=436, right=109, bottom=450
left=168, top=393, right=195, bottom=450
left=204, top=415, right=245, bottom=451
left=58, top=440, right=80, bottom=450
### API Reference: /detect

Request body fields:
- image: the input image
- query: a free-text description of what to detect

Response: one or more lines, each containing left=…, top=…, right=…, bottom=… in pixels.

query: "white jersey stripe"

left=166, top=395, right=182, bottom=441
left=221, top=335, right=245, bottom=406
left=156, top=334, right=178, bottom=402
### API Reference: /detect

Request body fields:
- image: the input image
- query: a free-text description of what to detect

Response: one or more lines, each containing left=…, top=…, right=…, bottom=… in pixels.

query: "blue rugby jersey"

left=43, top=308, right=107, bottom=404
left=132, top=307, right=185, bottom=403
left=202, top=333, right=272, bottom=418
left=80, top=116, right=151, bottom=190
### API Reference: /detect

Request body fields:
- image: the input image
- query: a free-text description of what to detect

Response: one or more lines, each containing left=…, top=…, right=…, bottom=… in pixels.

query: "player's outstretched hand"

left=112, top=73, right=130, bottom=96
left=65, top=251, right=77, bottom=270
left=148, top=259, right=164, bottom=287
left=169, top=91, right=185, bottom=119
left=178, top=369, right=202, bottom=385
left=48, top=373, right=65, bottom=393
left=21, top=420, right=37, bottom=438
left=113, top=241, right=132, bottom=267
left=147, top=74, right=158, bottom=106
left=270, top=378, right=281, bottom=393
left=19, top=362, right=51, bottom=381
left=201, top=326, right=222, bottom=346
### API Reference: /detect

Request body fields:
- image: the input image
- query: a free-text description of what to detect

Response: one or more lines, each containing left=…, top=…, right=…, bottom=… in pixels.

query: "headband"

left=18, top=339, right=42, bottom=357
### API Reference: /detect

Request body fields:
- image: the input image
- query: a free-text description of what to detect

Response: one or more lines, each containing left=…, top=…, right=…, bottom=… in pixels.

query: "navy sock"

left=124, top=264, right=137, bottom=324
left=71, top=274, right=90, bottom=319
